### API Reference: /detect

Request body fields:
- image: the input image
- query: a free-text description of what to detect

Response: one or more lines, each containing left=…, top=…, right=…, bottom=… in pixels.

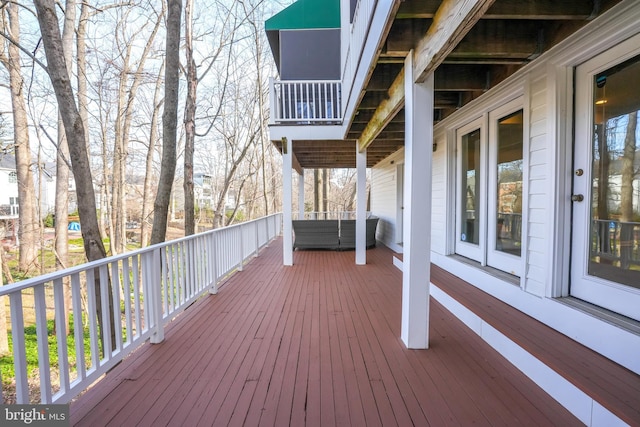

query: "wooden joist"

left=397, top=0, right=594, bottom=20
left=358, top=0, right=496, bottom=150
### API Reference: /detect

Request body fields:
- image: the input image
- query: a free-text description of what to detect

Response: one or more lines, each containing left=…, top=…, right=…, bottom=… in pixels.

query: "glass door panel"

left=589, top=56, right=640, bottom=289
left=488, top=102, right=524, bottom=276
left=572, top=34, right=640, bottom=321
left=461, top=129, right=481, bottom=245
left=456, top=118, right=485, bottom=262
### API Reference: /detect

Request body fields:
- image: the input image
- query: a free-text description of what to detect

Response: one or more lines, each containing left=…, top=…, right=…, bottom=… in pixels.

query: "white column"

left=401, top=51, right=433, bottom=349
left=298, top=169, right=305, bottom=220
left=282, top=137, right=293, bottom=266
left=356, top=144, right=367, bottom=265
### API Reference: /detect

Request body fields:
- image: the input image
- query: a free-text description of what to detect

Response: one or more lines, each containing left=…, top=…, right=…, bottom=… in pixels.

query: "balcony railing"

left=0, top=213, right=282, bottom=404
left=269, top=79, right=342, bottom=124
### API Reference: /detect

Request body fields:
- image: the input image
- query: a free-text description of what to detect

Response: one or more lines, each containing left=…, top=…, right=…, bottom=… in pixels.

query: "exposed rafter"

left=397, top=0, right=595, bottom=20
left=358, top=0, right=496, bottom=151
left=414, top=0, right=497, bottom=83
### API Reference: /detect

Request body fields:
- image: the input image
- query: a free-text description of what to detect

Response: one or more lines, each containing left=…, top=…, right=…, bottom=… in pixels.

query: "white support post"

left=356, top=144, right=367, bottom=265
left=401, top=51, right=433, bottom=349
left=283, top=137, right=294, bottom=266
left=209, top=234, right=219, bottom=294
left=238, top=227, right=244, bottom=271
left=298, top=169, right=305, bottom=220
left=150, top=248, right=165, bottom=344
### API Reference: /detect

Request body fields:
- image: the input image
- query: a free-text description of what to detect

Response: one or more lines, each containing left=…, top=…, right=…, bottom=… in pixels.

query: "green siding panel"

left=265, top=0, right=340, bottom=31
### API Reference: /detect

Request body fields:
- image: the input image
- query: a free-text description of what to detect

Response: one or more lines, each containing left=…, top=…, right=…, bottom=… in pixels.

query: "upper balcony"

left=269, top=79, right=342, bottom=125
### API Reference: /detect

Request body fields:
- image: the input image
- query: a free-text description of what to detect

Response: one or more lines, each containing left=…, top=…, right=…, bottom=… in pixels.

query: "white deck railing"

left=0, top=213, right=282, bottom=404
left=269, top=79, right=342, bottom=124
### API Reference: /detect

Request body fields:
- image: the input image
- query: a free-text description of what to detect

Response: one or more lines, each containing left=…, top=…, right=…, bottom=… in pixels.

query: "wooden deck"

left=71, top=240, right=581, bottom=426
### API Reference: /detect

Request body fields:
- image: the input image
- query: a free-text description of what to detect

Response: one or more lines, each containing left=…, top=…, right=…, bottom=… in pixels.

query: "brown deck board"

left=72, top=240, right=584, bottom=426
left=431, top=264, right=640, bottom=426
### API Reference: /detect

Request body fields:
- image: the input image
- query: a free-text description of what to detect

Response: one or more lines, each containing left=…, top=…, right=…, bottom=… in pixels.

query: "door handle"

left=571, top=194, right=584, bottom=202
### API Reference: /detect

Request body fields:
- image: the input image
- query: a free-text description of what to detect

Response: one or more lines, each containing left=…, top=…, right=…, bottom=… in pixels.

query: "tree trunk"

left=35, top=0, right=111, bottom=351
left=621, top=113, right=637, bottom=222
left=1, top=2, right=39, bottom=273
left=151, top=0, right=182, bottom=245
left=620, top=112, right=637, bottom=269
left=58, top=0, right=76, bottom=335
left=314, top=169, right=320, bottom=214
left=33, top=2, right=107, bottom=259
left=0, top=247, right=9, bottom=355
left=183, top=0, right=196, bottom=236
left=322, top=168, right=328, bottom=214
left=141, top=64, right=164, bottom=247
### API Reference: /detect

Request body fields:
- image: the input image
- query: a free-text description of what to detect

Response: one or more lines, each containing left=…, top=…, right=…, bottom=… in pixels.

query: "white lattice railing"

left=269, top=79, right=342, bottom=124
left=0, top=213, right=282, bottom=404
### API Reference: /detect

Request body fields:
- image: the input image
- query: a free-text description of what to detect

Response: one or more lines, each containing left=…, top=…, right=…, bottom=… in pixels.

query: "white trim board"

left=430, top=283, right=629, bottom=427
left=432, top=252, right=640, bottom=375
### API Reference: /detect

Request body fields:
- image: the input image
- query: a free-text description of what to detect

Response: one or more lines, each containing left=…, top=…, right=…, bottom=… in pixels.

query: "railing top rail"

left=273, top=79, right=341, bottom=84
left=0, top=213, right=282, bottom=296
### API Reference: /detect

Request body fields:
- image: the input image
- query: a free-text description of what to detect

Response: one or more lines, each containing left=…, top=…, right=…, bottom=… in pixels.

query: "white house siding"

left=430, top=131, right=447, bottom=256
left=523, top=75, right=547, bottom=296
left=370, top=149, right=403, bottom=253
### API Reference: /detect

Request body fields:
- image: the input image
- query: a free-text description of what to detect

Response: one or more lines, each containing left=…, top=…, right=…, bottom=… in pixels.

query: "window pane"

left=589, top=54, right=640, bottom=289
left=461, top=129, right=481, bottom=245
left=496, top=110, right=523, bottom=256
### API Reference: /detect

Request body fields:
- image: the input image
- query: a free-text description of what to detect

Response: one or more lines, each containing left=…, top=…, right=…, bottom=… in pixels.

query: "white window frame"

left=487, top=98, right=525, bottom=277
left=453, top=98, right=526, bottom=277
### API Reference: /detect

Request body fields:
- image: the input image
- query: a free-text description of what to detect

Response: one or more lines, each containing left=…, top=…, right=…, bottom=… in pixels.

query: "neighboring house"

left=34, top=161, right=56, bottom=217
left=267, top=0, right=639, bottom=424
left=0, top=154, right=19, bottom=218
left=194, top=173, right=215, bottom=208
left=194, top=172, right=243, bottom=213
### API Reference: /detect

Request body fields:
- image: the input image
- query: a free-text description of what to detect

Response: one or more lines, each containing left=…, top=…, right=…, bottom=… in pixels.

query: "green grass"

left=0, top=313, right=93, bottom=391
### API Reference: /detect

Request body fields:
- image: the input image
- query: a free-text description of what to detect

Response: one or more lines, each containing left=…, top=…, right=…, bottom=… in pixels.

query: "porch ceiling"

left=351, top=0, right=626, bottom=152
left=277, top=0, right=623, bottom=170
left=273, top=138, right=401, bottom=169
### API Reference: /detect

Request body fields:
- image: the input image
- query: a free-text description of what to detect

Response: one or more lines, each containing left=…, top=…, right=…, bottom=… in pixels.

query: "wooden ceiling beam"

left=359, top=0, right=496, bottom=150
left=387, top=20, right=542, bottom=61
left=414, top=0, right=497, bottom=83
left=357, top=70, right=405, bottom=151
left=397, top=0, right=594, bottom=20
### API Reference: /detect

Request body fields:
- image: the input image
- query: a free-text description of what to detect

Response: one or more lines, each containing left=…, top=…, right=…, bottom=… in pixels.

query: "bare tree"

left=151, top=0, right=182, bottom=244
left=111, top=4, right=164, bottom=253
left=56, top=0, right=77, bottom=333
left=183, top=0, right=196, bottom=236
left=241, top=0, right=272, bottom=217
left=53, top=0, right=76, bottom=286
left=0, top=1, right=40, bottom=273
left=33, top=0, right=107, bottom=262
left=141, top=63, right=164, bottom=247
